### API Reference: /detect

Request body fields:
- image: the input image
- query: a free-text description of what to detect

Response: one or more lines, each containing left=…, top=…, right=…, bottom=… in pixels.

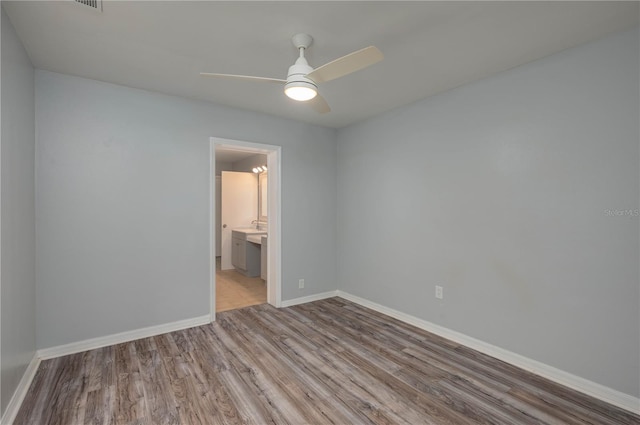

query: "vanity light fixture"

left=252, top=165, right=268, bottom=173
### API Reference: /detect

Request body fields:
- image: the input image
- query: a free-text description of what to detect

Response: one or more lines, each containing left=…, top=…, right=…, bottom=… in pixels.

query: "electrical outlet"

left=435, top=285, right=443, bottom=299
left=298, top=279, right=305, bottom=289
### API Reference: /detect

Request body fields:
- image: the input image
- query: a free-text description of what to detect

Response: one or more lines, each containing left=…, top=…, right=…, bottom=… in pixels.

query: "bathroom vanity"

left=231, top=229, right=267, bottom=277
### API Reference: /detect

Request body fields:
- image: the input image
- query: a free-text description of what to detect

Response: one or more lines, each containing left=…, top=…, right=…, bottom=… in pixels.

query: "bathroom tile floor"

left=216, top=257, right=267, bottom=312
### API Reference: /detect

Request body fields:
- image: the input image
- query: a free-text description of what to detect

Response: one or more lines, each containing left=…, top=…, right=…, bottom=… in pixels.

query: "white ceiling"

left=4, top=1, right=638, bottom=128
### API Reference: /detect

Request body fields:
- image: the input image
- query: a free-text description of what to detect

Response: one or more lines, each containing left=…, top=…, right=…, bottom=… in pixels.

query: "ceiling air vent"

left=74, top=0, right=103, bottom=11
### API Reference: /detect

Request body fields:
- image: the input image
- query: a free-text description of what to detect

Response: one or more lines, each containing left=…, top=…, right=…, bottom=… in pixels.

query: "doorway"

left=218, top=170, right=264, bottom=312
left=210, top=137, right=281, bottom=321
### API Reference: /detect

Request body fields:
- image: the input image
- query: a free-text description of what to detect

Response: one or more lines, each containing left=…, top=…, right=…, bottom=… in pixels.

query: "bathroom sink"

left=232, top=227, right=267, bottom=234
left=246, top=234, right=264, bottom=244
left=232, top=228, right=267, bottom=242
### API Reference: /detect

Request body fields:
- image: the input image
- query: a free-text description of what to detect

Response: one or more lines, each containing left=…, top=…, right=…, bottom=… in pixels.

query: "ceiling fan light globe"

left=284, top=82, right=317, bottom=101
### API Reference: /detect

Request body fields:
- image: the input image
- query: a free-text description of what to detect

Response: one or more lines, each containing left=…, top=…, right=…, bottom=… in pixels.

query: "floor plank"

left=14, top=298, right=640, bottom=425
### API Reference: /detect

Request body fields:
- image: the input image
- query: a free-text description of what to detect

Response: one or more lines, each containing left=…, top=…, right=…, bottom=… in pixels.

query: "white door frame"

left=210, top=137, right=282, bottom=322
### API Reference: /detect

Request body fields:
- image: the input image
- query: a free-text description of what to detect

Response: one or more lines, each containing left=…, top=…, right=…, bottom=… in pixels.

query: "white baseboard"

left=37, top=315, right=211, bottom=360
left=336, top=290, right=640, bottom=415
left=280, top=290, right=338, bottom=308
left=1, top=354, right=41, bottom=425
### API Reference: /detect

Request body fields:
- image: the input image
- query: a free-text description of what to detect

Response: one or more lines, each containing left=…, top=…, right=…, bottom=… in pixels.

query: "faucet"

left=251, top=219, right=259, bottom=229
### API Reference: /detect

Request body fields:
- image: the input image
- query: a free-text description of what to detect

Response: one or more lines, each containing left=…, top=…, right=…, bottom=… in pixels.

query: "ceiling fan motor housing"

left=285, top=59, right=317, bottom=90
left=284, top=54, right=318, bottom=101
left=286, top=35, right=317, bottom=93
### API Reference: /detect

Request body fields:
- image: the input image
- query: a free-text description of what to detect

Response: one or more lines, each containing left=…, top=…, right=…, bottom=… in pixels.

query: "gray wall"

left=1, top=7, right=36, bottom=415
left=36, top=70, right=337, bottom=349
left=336, top=27, right=639, bottom=397
left=214, top=160, right=232, bottom=176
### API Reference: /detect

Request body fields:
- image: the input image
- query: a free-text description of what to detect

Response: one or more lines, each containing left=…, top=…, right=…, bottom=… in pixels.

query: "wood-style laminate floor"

left=15, top=298, right=639, bottom=425
left=216, top=257, right=266, bottom=313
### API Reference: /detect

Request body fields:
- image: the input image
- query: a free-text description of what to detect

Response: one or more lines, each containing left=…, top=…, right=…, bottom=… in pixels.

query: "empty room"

left=1, top=1, right=638, bottom=424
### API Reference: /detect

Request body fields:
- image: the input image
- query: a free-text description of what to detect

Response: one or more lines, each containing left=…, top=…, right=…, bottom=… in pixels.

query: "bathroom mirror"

left=258, top=172, right=268, bottom=222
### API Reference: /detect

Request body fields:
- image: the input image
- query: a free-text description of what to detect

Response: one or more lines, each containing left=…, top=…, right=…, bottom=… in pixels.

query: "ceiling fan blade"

left=306, top=46, right=383, bottom=84
left=200, top=73, right=286, bottom=84
left=309, top=94, right=331, bottom=114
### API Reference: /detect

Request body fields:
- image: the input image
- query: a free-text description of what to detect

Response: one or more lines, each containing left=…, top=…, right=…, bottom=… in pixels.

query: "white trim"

left=266, top=147, right=282, bottom=308
left=37, top=315, right=210, bottom=360
left=280, top=290, right=339, bottom=308
left=210, top=137, right=282, bottom=321
left=336, top=290, right=640, bottom=414
left=209, top=140, right=216, bottom=322
left=0, top=354, right=41, bottom=425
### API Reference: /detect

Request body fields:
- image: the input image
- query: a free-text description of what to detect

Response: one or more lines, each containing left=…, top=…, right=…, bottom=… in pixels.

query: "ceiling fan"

left=200, top=33, right=383, bottom=114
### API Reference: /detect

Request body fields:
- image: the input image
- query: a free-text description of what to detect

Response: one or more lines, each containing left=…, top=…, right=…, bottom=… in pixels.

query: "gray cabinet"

left=260, top=235, right=267, bottom=281
left=231, top=237, right=247, bottom=270
left=231, top=230, right=262, bottom=277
